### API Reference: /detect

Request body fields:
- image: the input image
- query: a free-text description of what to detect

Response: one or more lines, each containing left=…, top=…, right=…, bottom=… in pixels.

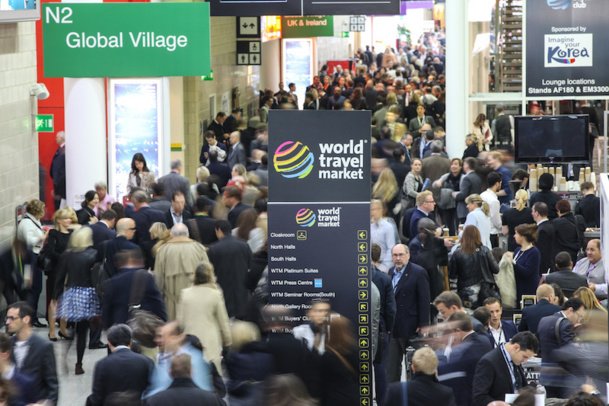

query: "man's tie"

left=512, top=362, right=523, bottom=391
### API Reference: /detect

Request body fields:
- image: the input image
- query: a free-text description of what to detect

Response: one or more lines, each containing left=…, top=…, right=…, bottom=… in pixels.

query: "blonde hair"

left=196, top=166, right=210, bottom=183
left=372, top=168, right=398, bottom=203
left=412, top=347, right=438, bottom=375
left=465, top=194, right=490, bottom=216
left=68, top=226, right=92, bottom=250
left=416, top=190, right=433, bottom=208
left=149, top=222, right=167, bottom=240
left=64, top=206, right=79, bottom=225
left=231, top=321, right=260, bottom=352
left=574, top=287, right=607, bottom=315
left=152, top=230, right=172, bottom=257
left=515, top=189, right=529, bottom=211
left=489, top=151, right=504, bottom=162
left=52, top=207, right=72, bottom=229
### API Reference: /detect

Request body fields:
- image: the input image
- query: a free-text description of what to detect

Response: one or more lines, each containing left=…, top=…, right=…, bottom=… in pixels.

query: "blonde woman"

left=502, top=189, right=534, bottom=251
left=372, top=168, right=400, bottom=224
left=461, top=194, right=492, bottom=249
left=46, top=207, right=73, bottom=340
left=574, top=287, right=607, bottom=317
left=177, top=262, right=231, bottom=373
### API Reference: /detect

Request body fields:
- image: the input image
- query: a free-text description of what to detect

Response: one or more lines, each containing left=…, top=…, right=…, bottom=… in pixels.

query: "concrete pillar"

left=446, top=0, right=468, bottom=159
left=64, top=78, right=107, bottom=208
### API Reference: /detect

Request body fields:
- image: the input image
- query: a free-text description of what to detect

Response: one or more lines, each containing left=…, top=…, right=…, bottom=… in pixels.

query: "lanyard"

left=499, top=344, right=517, bottom=392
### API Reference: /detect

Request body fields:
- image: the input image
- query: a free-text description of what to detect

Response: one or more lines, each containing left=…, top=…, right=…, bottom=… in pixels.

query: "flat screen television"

left=514, top=115, right=590, bottom=163
left=0, top=0, right=40, bottom=23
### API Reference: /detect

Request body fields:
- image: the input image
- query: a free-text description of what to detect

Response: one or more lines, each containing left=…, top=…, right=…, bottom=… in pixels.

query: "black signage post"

left=210, top=0, right=399, bottom=17
left=268, top=110, right=372, bottom=405
left=526, top=0, right=609, bottom=98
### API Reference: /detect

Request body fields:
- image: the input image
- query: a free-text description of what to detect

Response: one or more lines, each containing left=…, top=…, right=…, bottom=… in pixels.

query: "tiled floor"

left=31, top=326, right=108, bottom=406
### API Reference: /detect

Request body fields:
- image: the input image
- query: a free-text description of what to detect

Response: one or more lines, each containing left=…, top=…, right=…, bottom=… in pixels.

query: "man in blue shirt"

left=487, top=151, right=513, bottom=205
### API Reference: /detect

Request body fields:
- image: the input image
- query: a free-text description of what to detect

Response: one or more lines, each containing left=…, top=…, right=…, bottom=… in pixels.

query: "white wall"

left=261, top=39, right=281, bottom=91
left=0, top=22, right=39, bottom=247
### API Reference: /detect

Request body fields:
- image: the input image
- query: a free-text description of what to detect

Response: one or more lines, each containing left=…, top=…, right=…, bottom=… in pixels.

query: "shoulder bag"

left=478, top=247, right=502, bottom=303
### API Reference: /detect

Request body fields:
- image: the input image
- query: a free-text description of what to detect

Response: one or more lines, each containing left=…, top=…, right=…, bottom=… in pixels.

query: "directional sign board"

left=268, top=110, right=372, bottom=406
left=236, top=17, right=261, bottom=66
left=237, top=16, right=260, bottom=38
left=350, top=16, right=365, bottom=32
left=210, top=0, right=398, bottom=17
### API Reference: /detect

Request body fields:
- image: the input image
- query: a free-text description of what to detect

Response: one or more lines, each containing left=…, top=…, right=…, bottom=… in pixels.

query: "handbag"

left=477, top=247, right=501, bottom=303
left=91, top=241, right=111, bottom=298
left=437, top=188, right=456, bottom=210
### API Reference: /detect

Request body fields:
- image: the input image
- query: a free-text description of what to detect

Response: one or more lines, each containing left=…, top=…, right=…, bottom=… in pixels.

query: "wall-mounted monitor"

left=514, top=115, right=590, bottom=164
left=0, top=0, right=40, bottom=23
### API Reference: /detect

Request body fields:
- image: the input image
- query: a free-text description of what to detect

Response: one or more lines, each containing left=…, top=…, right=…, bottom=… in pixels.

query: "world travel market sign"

left=268, top=110, right=372, bottom=405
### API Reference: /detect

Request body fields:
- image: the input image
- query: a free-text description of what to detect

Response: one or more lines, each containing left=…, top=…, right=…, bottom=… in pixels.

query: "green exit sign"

left=36, top=114, right=54, bottom=132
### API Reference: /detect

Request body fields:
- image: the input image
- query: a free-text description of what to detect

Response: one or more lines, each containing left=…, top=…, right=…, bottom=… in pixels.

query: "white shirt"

left=480, top=189, right=502, bottom=235
left=460, top=208, right=492, bottom=249
left=489, top=322, right=506, bottom=347
left=13, top=340, right=28, bottom=370
left=371, top=218, right=399, bottom=272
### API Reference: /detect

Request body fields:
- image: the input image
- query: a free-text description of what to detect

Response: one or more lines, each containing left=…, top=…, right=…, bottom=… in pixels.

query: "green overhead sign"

left=282, top=16, right=334, bottom=38
left=42, top=3, right=211, bottom=78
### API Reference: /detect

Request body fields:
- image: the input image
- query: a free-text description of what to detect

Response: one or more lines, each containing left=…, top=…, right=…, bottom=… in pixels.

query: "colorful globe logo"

left=274, top=141, right=314, bottom=179
left=547, top=0, right=571, bottom=9
left=296, top=208, right=316, bottom=227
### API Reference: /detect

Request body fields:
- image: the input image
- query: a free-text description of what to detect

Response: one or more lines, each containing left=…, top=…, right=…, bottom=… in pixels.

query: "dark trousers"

left=443, top=208, right=458, bottom=236
left=67, top=321, right=89, bottom=364
left=387, top=336, right=413, bottom=383
left=490, top=234, right=499, bottom=249
left=26, top=262, right=43, bottom=318
left=374, top=332, right=389, bottom=406
left=89, top=316, right=103, bottom=346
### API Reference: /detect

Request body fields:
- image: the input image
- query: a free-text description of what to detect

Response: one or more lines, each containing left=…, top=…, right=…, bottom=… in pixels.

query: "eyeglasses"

left=426, top=200, right=435, bottom=204
left=128, top=227, right=137, bottom=230
left=6, top=316, right=21, bottom=321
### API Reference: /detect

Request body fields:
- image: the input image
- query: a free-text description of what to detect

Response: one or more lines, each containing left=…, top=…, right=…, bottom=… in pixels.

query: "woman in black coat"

left=76, top=190, right=99, bottom=225
left=462, top=134, right=480, bottom=160
left=321, top=314, right=359, bottom=406
left=409, top=218, right=450, bottom=301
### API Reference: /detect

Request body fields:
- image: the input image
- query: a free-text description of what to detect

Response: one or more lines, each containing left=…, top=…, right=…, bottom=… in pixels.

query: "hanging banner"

left=268, top=110, right=372, bottom=406
left=42, top=3, right=211, bottom=78
left=282, top=16, right=334, bottom=38
left=525, top=0, right=609, bottom=98
left=210, top=0, right=398, bottom=17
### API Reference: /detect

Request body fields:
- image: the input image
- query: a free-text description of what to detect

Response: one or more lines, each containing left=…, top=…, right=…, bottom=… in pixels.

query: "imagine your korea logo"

left=273, top=141, right=314, bottom=179
left=295, top=208, right=316, bottom=227
left=544, top=34, right=592, bottom=67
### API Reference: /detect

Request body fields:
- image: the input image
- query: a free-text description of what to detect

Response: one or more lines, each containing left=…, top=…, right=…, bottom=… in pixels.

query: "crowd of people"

left=0, top=30, right=606, bottom=406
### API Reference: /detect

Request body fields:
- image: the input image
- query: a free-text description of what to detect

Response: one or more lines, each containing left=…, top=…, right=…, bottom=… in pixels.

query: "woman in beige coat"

left=177, top=262, right=232, bottom=373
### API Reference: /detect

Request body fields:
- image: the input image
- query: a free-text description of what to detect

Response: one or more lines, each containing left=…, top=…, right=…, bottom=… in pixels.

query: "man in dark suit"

left=0, top=332, right=38, bottom=405
left=386, top=347, right=456, bottom=406
left=0, top=240, right=34, bottom=307
left=128, top=190, right=167, bottom=245
left=146, top=353, right=223, bottom=406
left=97, top=218, right=140, bottom=277
left=484, top=297, right=518, bottom=348
left=165, top=191, right=193, bottom=228
left=532, top=202, right=556, bottom=274
left=227, top=131, right=247, bottom=169
left=371, top=244, right=397, bottom=406
left=537, top=297, right=585, bottom=398
left=390, top=148, right=410, bottom=191
left=102, top=249, right=167, bottom=328
left=157, top=160, right=193, bottom=206
left=492, top=105, right=512, bottom=147
left=49, top=131, right=66, bottom=210
left=387, top=244, right=430, bottom=383
left=453, top=157, right=482, bottom=223
left=186, top=196, right=218, bottom=246
left=518, top=284, right=561, bottom=334
left=575, top=182, right=600, bottom=227
left=206, top=112, right=226, bottom=144
left=409, top=191, right=437, bottom=239
left=433, top=291, right=487, bottom=335
left=545, top=252, right=587, bottom=296
left=438, top=312, right=492, bottom=406
left=199, top=130, right=227, bottom=166
left=223, top=108, right=241, bottom=134
left=88, top=209, right=117, bottom=248
left=472, top=332, right=539, bottom=406
left=6, top=302, right=58, bottom=405
left=207, top=220, right=252, bottom=319
left=87, top=324, right=154, bottom=406
left=223, top=185, right=251, bottom=229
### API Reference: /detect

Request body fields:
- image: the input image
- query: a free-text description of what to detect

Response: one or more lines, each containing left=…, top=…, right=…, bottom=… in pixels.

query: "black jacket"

left=11, top=333, right=58, bottom=404
left=56, top=247, right=97, bottom=293
left=185, top=215, right=218, bottom=246
left=518, top=299, right=561, bottom=335
left=96, top=236, right=140, bottom=277
left=537, top=312, right=576, bottom=364
left=102, top=267, right=167, bottom=328
left=552, top=212, right=585, bottom=263
left=372, top=266, right=397, bottom=333
left=449, top=246, right=498, bottom=291
left=88, top=222, right=116, bottom=249
left=88, top=348, right=153, bottom=406
left=472, top=346, right=526, bottom=406
left=145, top=378, right=223, bottom=406
left=536, top=220, right=556, bottom=275
left=575, top=194, right=600, bottom=228
left=545, top=270, right=587, bottom=296
left=208, top=236, right=252, bottom=319
left=165, top=209, right=193, bottom=229
left=128, top=206, right=167, bottom=245
left=386, top=372, right=456, bottom=406
left=530, top=190, right=561, bottom=220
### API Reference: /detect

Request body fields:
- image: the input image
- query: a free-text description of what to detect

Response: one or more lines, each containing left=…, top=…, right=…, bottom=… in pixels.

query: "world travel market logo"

left=295, top=208, right=316, bottom=227
left=273, top=141, right=315, bottom=179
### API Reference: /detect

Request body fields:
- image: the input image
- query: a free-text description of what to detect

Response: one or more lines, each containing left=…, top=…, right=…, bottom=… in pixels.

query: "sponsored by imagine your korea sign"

left=544, top=33, right=592, bottom=67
